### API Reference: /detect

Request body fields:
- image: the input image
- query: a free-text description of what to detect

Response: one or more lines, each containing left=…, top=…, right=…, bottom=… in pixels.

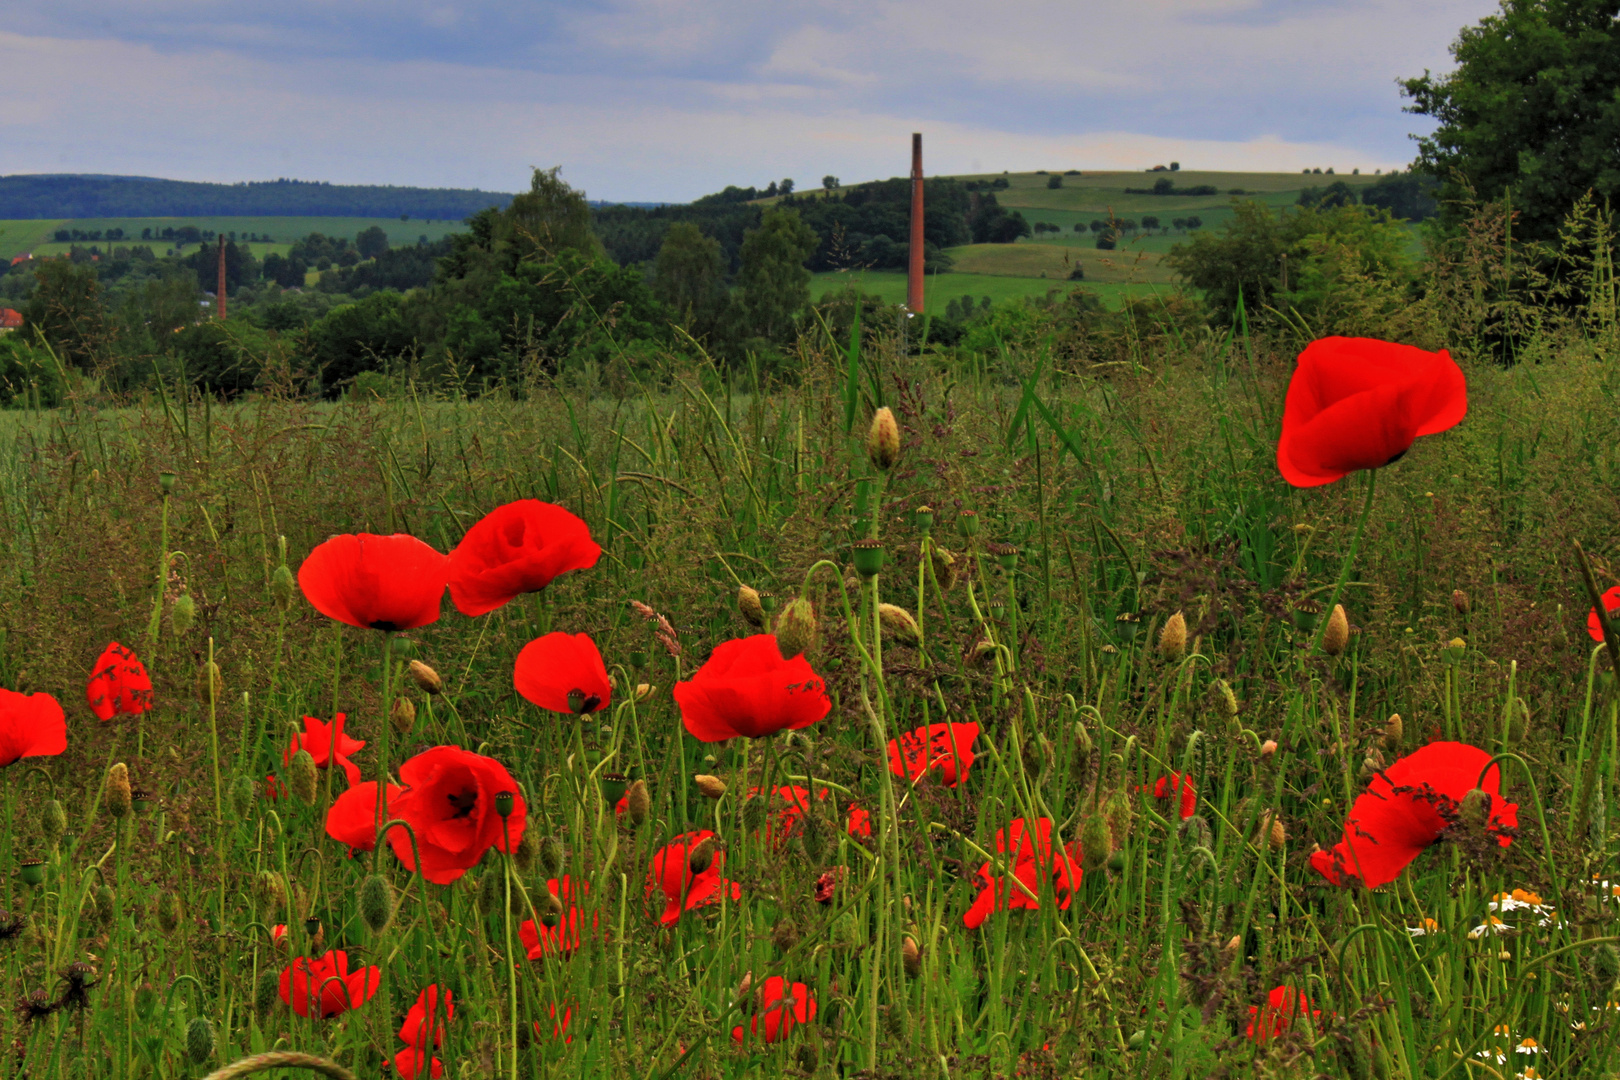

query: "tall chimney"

left=907, top=133, right=924, bottom=316
left=216, top=234, right=227, bottom=320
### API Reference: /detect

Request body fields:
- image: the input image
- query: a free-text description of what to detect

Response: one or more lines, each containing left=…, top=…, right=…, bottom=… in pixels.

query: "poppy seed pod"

left=171, top=592, right=196, bottom=636
left=104, top=763, right=132, bottom=819
left=1383, top=713, right=1404, bottom=752
left=867, top=407, right=900, bottom=471
left=625, top=780, right=651, bottom=825
left=270, top=564, right=297, bottom=612
left=694, top=775, right=727, bottom=800
left=185, top=1016, right=214, bottom=1065
left=390, top=696, right=417, bottom=737
left=156, top=891, right=182, bottom=933
left=494, top=790, right=515, bottom=818
left=851, top=539, right=885, bottom=578
left=196, top=660, right=223, bottom=704
left=738, top=586, right=767, bottom=630
left=539, top=835, right=564, bottom=877
left=957, top=510, right=980, bottom=538
left=408, top=660, right=443, bottom=695
left=775, top=597, right=818, bottom=660
left=687, top=837, right=717, bottom=876
left=1322, top=604, right=1350, bottom=656
left=1158, top=612, right=1187, bottom=662
left=359, top=874, right=393, bottom=934
left=1291, top=598, right=1322, bottom=633
left=1080, top=813, right=1112, bottom=870
left=878, top=603, right=921, bottom=647
left=287, top=749, right=318, bottom=804
left=902, top=935, right=922, bottom=977
left=914, top=505, right=934, bottom=535
left=40, top=799, right=65, bottom=847
left=1459, top=787, right=1492, bottom=829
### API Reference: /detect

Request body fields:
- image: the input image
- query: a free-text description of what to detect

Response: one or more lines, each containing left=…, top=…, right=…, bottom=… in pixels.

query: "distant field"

left=0, top=216, right=465, bottom=261
left=811, top=269, right=1176, bottom=311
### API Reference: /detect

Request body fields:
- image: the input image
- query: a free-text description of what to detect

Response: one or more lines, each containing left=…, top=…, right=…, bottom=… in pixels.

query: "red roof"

left=0, top=309, right=23, bottom=329
left=8, top=254, right=31, bottom=266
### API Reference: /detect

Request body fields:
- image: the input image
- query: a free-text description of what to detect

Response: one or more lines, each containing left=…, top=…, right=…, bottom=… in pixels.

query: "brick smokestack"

left=907, top=132, right=924, bottom=316
left=216, top=234, right=227, bottom=320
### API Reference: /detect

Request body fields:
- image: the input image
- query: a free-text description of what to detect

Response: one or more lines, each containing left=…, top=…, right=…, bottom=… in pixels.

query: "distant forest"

left=0, top=175, right=517, bottom=220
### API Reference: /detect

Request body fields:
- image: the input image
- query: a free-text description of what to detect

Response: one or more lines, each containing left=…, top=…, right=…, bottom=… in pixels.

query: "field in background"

left=0, top=216, right=467, bottom=261
left=811, top=269, right=1171, bottom=310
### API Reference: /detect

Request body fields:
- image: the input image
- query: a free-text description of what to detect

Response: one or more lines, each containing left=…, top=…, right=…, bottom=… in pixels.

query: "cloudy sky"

left=0, top=0, right=1496, bottom=202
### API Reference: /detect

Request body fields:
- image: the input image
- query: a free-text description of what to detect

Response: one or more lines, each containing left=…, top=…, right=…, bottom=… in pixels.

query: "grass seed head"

left=1159, top=611, right=1187, bottom=661
left=408, top=659, right=443, bottom=695
left=867, top=406, right=900, bottom=471
left=1209, top=679, right=1239, bottom=720
left=359, top=873, right=393, bottom=934
left=878, top=603, right=921, bottom=646
left=775, top=597, right=818, bottom=659
left=1323, top=604, right=1350, bottom=656
left=103, top=764, right=131, bottom=819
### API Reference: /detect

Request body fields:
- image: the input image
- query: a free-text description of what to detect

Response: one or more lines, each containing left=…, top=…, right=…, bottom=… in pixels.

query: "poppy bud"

left=40, top=799, right=65, bottom=847
left=287, top=749, right=318, bottom=804
left=1080, top=813, right=1113, bottom=871
left=633, top=683, right=656, bottom=703
left=539, top=835, right=564, bottom=877
left=92, top=885, right=114, bottom=926
left=852, top=539, right=885, bottom=578
left=775, top=597, right=818, bottom=660
left=1158, top=612, right=1187, bottom=662
left=196, top=660, right=222, bottom=704
left=230, top=776, right=255, bottom=818
left=694, top=774, right=727, bottom=800
left=772, top=917, right=800, bottom=952
left=741, top=795, right=768, bottom=832
left=1209, top=679, right=1239, bottom=720
left=359, top=873, right=393, bottom=934
left=254, top=968, right=280, bottom=1017
left=1357, top=748, right=1385, bottom=784
left=625, top=780, right=650, bottom=826
left=253, top=870, right=287, bottom=915
left=1589, top=776, right=1607, bottom=853
left=1507, top=697, right=1530, bottom=743
left=1178, top=815, right=1213, bottom=865
left=156, top=891, right=182, bottom=933
left=540, top=886, right=564, bottom=928
left=1223, top=934, right=1242, bottom=958
left=796, top=1044, right=819, bottom=1073
left=104, top=763, right=132, bottom=819
left=1452, top=589, right=1470, bottom=614
left=185, top=1016, right=214, bottom=1065
left=867, top=406, right=900, bottom=471
left=270, top=563, right=296, bottom=612
left=1594, top=943, right=1620, bottom=990
left=1322, top=604, right=1350, bottom=656
left=929, top=546, right=957, bottom=589
left=738, top=586, right=767, bottom=630
left=408, top=660, right=443, bottom=695
left=687, top=837, right=717, bottom=875
left=1104, top=789, right=1133, bottom=849
left=1459, top=787, right=1492, bottom=829
left=878, top=603, right=922, bottom=647
left=385, top=696, right=416, bottom=738
left=1262, top=812, right=1286, bottom=851
left=513, top=827, right=540, bottom=873
left=1383, top=713, right=1403, bottom=752
left=902, top=935, right=922, bottom=977
left=478, top=866, right=504, bottom=912
left=968, top=638, right=998, bottom=665
left=171, top=592, right=197, bottom=636
left=1260, top=739, right=1278, bottom=760
left=957, top=510, right=979, bottom=538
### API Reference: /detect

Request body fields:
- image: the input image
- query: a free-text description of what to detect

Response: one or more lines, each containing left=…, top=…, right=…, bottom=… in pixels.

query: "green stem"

left=1314, top=468, right=1378, bottom=654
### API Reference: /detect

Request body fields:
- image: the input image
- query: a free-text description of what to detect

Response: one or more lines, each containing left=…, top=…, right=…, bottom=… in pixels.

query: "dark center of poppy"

left=369, top=620, right=403, bottom=632
left=447, top=786, right=479, bottom=818
left=1382, top=448, right=1407, bottom=467
left=567, top=689, right=602, bottom=715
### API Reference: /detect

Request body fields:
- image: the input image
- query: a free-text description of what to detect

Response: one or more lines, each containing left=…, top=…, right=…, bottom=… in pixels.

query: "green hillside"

left=0, top=216, right=467, bottom=261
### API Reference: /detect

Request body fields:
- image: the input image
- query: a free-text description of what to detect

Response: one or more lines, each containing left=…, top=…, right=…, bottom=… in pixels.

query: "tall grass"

left=0, top=279, right=1618, bottom=1080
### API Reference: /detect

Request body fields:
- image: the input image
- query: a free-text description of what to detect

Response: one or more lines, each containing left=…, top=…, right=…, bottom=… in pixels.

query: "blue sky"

left=0, top=0, right=1498, bottom=202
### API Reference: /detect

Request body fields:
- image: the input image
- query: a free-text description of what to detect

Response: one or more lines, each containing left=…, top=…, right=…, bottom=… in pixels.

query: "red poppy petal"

left=447, top=500, right=602, bottom=617
left=0, top=689, right=66, bottom=767
left=514, top=632, right=612, bottom=715
left=1589, top=586, right=1620, bottom=643
left=298, top=534, right=448, bottom=631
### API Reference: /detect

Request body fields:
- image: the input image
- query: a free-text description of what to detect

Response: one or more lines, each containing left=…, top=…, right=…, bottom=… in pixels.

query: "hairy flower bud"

left=1383, top=713, right=1403, bottom=753
left=625, top=780, right=651, bottom=826
left=1209, top=679, right=1239, bottom=720
left=687, top=837, right=717, bottom=876
left=1104, top=789, right=1133, bottom=850
left=408, top=660, right=443, bottom=695
left=1459, top=787, right=1492, bottom=829
left=185, top=1016, right=215, bottom=1065
left=772, top=918, right=800, bottom=953
left=1260, top=739, right=1278, bottom=760
left=390, top=696, right=417, bottom=737
left=41, top=799, right=66, bottom=847
left=254, top=968, right=280, bottom=1016
left=902, top=935, right=922, bottom=978
left=929, top=546, right=957, bottom=590
left=1080, top=813, right=1112, bottom=871
left=1451, top=588, right=1470, bottom=615
left=156, top=890, right=182, bottom=933
left=738, top=585, right=767, bottom=630
left=196, top=660, right=223, bottom=704
left=774, top=597, right=818, bottom=660
left=867, top=407, right=900, bottom=471
left=1322, top=604, right=1350, bottom=656
left=512, top=827, right=540, bottom=874
left=539, top=835, right=564, bottom=878
left=359, top=874, right=393, bottom=934
left=104, top=763, right=132, bottom=819
left=694, top=774, right=727, bottom=800
left=287, top=749, right=318, bottom=804
left=270, top=563, right=296, bottom=612
left=1158, top=612, right=1187, bottom=662
left=878, top=603, right=922, bottom=647
left=171, top=592, right=197, bottom=636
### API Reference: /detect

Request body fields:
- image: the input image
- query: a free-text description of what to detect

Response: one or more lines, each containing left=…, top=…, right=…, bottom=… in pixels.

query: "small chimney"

left=216, top=234, right=227, bottom=320
left=907, top=133, right=924, bottom=316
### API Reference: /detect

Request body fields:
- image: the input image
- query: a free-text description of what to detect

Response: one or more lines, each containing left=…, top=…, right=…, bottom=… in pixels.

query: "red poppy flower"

left=391, top=1049, right=443, bottom=1080
left=270, top=924, right=288, bottom=948
left=673, top=635, right=830, bottom=742
left=399, top=985, right=453, bottom=1051
left=324, top=780, right=405, bottom=855
left=814, top=867, right=845, bottom=904
left=85, top=642, right=153, bottom=722
left=1247, top=986, right=1320, bottom=1043
left=513, top=632, right=612, bottom=716
left=285, top=714, right=365, bottom=787
left=278, top=950, right=381, bottom=1018
left=1141, top=772, right=1197, bottom=819
left=847, top=806, right=872, bottom=839
left=888, top=721, right=978, bottom=787
left=964, top=817, right=1082, bottom=930
left=298, top=533, right=448, bottom=632
left=731, top=976, right=817, bottom=1044
left=1276, top=337, right=1467, bottom=488
left=745, top=785, right=832, bottom=846
left=1311, top=741, right=1518, bottom=889
left=519, top=877, right=595, bottom=959
left=647, top=829, right=740, bottom=925
left=0, top=689, right=66, bottom=768
left=447, top=500, right=602, bottom=617
left=1589, top=586, right=1620, bottom=643
left=362, top=746, right=528, bottom=884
